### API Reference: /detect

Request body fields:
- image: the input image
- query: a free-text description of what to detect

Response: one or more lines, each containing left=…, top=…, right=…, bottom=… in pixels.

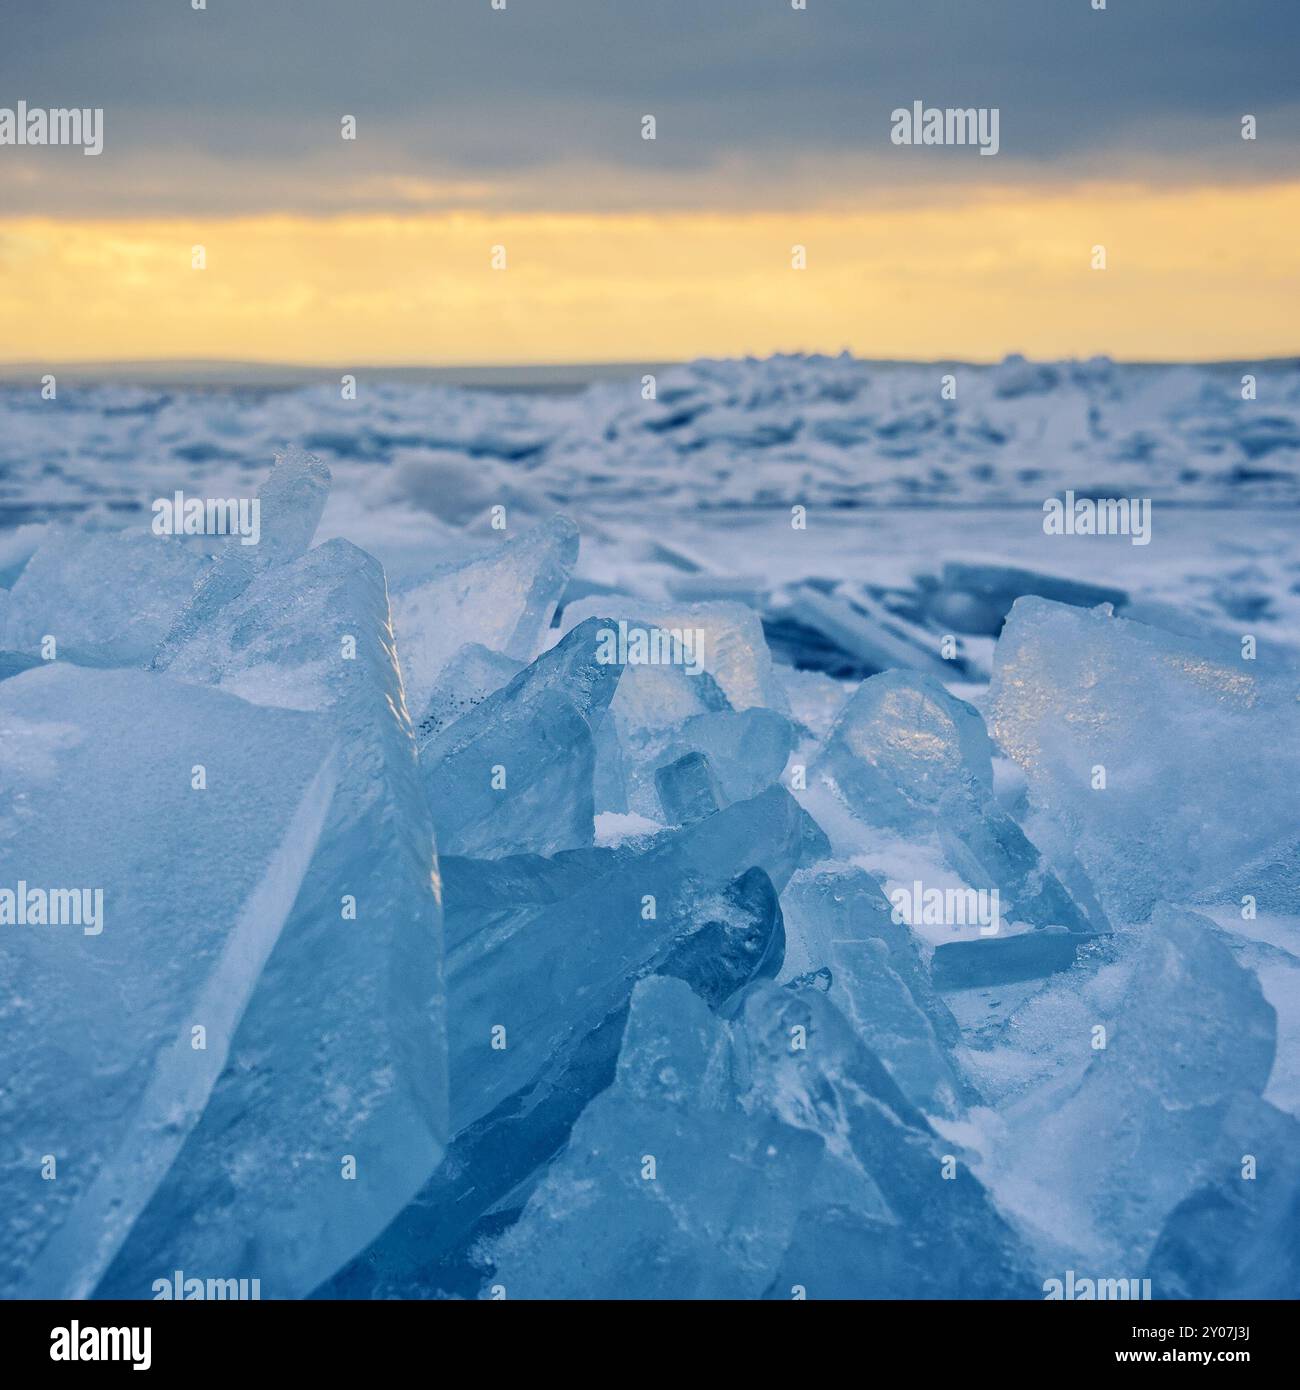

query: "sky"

left=1, top=0, right=1298, bottom=364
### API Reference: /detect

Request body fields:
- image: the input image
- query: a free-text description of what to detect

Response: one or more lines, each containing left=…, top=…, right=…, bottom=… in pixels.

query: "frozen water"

left=777, top=584, right=954, bottom=680
left=2, top=354, right=1296, bottom=1300
left=1144, top=1095, right=1300, bottom=1299
left=318, top=863, right=785, bottom=1298
left=560, top=595, right=786, bottom=711
left=779, top=865, right=964, bottom=1054
left=413, top=642, right=523, bottom=743
left=620, top=706, right=795, bottom=820
left=154, top=447, right=331, bottom=668
left=991, top=906, right=1276, bottom=1265
left=815, top=669, right=993, bottom=832
left=655, top=866, right=785, bottom=1008
left=482, top=977, right=824, bottom=1299
left=931, top=927, right=1104, bottom=991
left=2, top=529, right=207, bottom=667
left=741, top=983, right=1036, bottom=1297
left=0, top=665, right=338, bottom=1299
left=990, top=596, right=1300, bottom=920
left=655, top=749, right=727, bottom=825
left=97, top=536, right=447, bottom=1299
left=822, top=936, right=969, bottom=1117
left=937, top=782, right=1104, bottom=933
left=444, top=784, right=825, bottom=1134
left=390, top=515, right=578, bottom=717
left=922, top=559, right=1127, bottom=636
left=418, top=617, right=623, bottom=857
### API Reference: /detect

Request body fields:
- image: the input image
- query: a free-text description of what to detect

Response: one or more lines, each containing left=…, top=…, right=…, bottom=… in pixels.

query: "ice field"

left=1, top=354, right=1298, bottom=1299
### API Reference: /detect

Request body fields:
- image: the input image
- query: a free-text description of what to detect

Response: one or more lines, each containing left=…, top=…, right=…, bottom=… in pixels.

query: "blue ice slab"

left=445, top=784, right=825, bottom=1134
left=2, top=529, right=207, bottom=667
left=0, top=665, right=338, bottom=1300
left=780, top=865, right=968, bottom=1074
left=1144, top=1096, right=1300, bottom=1299
left=560, top=595, right=786, bottom=712
left=932, top=927, right=1106, bottom=991
left=656, top=866, right=785, bottom=1008
left=413, top=642, right=523, bottom=744
left=778, top=584, right=956, bottom=681
left=619, top=705, right=794, bottom=820
left=652, top=707, right=794, bottom=805
left=826, top=936, right=970, bottom=1117
left=923, top=560, right=1127, bottom=636
left=590, top=660, right=731, bottom=814
left=815, top=669, right=994, bottom=832
left=995, top=906, right=1277, bottom=1265
left=97, top=537, right=447, bottom=1300
left=418, top=617, right=623, bottom=857
left=655, top=749, right=727, bottom=825
left=937, top=783, right=1105, bottom=933
left=317, top=861, right=785, bottom=1296
left=153, top=447, right=331, bottom=668
left=390, top=515, right=578, bottom=718
left=990, top=596, right=1300, bottom=920
left=483, top=977, right=824, bottom=1299
left=741, top=983, right=1036, bottom=1297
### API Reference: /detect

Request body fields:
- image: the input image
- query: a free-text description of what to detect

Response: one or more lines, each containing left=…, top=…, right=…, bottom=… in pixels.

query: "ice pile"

left=989, top=596, right=1300, bottom=920
left=1, top=439, right=1297, bottom=1301
left=2, top=452, right=447, bottom=1300
left=4, top=354, right=1299, bottom=522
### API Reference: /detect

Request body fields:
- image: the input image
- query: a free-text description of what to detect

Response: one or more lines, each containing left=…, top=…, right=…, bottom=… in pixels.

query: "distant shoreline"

left=1, top=356, right=1296, bottom=392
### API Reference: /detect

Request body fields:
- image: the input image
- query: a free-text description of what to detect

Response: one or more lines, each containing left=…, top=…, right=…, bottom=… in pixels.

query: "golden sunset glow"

left=3, top=180, right=1297, bottom=365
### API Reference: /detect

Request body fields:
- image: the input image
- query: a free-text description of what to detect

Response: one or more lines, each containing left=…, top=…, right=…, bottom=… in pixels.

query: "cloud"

left=1, top=0, right=1297, bottom=214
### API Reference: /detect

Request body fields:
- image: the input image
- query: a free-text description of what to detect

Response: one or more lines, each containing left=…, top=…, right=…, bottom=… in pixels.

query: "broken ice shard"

left=591, top=660, right=731, bottom=814
left=989, top=596, right=1300, bottom=919
left=2, top=528, right=207, bottom=668
left=741, top=982, right=1035, bottom=1297
left=1144, top=1095, right=1300, bottom=1299
left=777, top=584, right=955, bottom=680
left=419, top=617, right=623, bottom=857
left=656, top=866, right=785, bottom=1008
left=815, top=669, right=993, bottom=832
left=937, top=782, right=1103, bottom=933
left=153, top=447, right=331, bottom=668
left=779, top=866, right=970, bottom=1101
left=319, top=862, right=786, bottom=1297
left=931, top=927, right=1104, bottom=992
left=825, top=935, right=971, bottom=1117
left=390, top=514, right=578, bottom=718
left=614, top=704, right=793, bottom=820
left=560, top=595, right=787, bottom=711
left=413, top=642, right=523, bottom=744
left=655, top=749, right=727, bottom=825
left=97, top=537, right=447, bottom=1300
left=649, top=707, right=793, bottom=809
left=482, top=976, right=824, bottom=1299
left=445, top=784, right=825, bottom=1134
left=0, top=665, right=338, bottom=1300
left=923, top=560, right=1127, bottom=636
left=992, top=906, right=1276, bottom=1266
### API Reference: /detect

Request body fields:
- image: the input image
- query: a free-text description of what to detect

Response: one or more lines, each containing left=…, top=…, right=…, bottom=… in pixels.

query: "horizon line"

left=1, top=352, right=1297, bottom=390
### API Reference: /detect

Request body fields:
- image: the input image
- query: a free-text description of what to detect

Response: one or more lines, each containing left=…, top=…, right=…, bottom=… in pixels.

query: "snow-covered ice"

left=1, top=353, right=1297, bottom=1300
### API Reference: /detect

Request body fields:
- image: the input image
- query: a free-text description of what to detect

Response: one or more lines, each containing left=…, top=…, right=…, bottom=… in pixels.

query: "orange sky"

left=3, top=179, right=1297, bottom=364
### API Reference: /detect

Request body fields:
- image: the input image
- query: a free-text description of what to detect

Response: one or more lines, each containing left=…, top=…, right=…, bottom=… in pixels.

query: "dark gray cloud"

left=2, top=0, right=1297, bottom=213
